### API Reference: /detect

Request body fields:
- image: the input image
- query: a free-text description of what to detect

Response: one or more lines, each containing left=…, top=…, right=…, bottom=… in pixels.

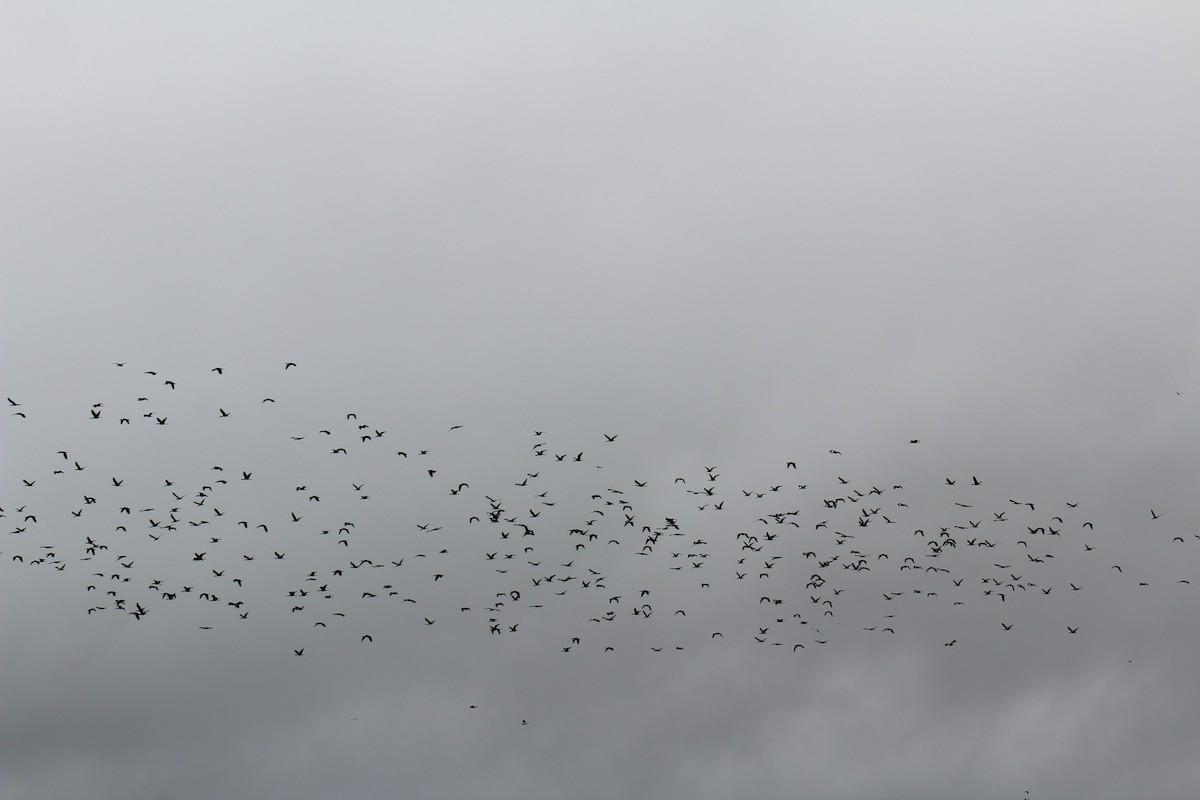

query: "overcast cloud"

left=3, top=4, right=1200, bottom=799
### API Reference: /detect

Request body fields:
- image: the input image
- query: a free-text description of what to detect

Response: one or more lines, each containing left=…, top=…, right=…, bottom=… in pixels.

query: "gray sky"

left=4, top=4, right=1200, bottom=799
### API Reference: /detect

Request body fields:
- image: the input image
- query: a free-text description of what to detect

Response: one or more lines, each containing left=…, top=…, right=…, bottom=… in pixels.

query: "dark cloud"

left=3, top=5, right=1200, bottom=799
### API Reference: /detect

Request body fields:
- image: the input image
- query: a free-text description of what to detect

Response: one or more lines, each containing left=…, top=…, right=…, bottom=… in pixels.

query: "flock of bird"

left=3, top=363, right=1196, bottom=668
